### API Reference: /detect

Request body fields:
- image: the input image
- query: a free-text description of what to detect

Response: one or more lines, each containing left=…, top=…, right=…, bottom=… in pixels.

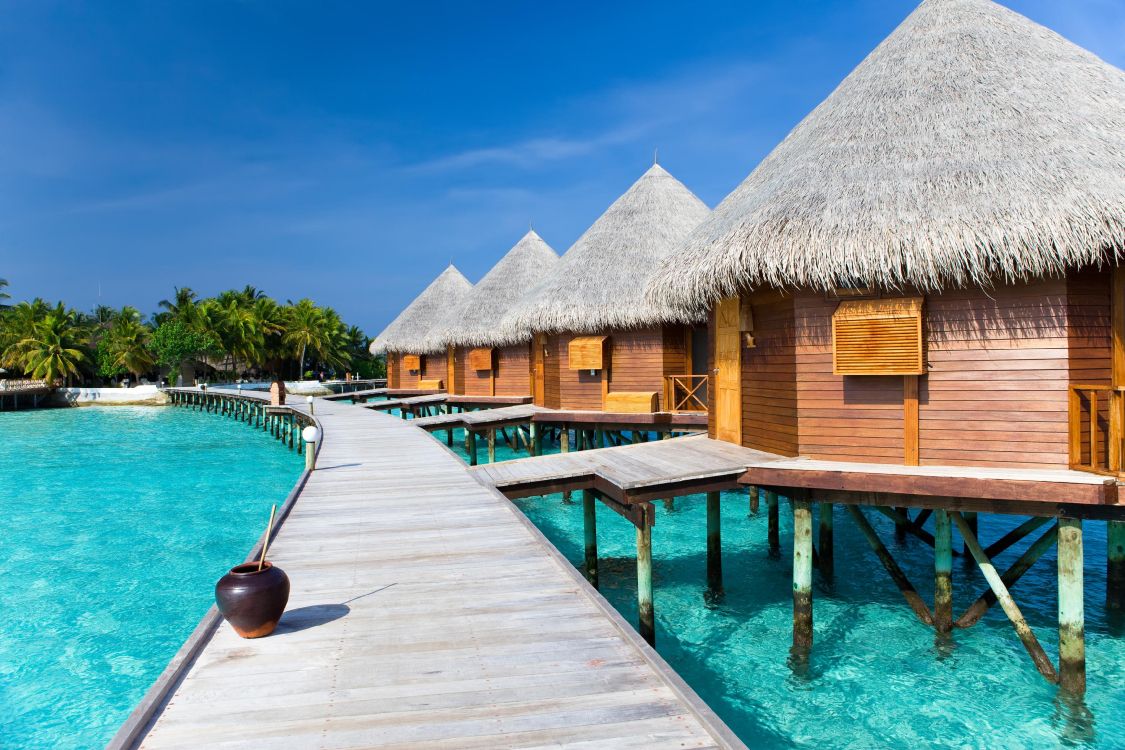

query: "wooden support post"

left=487, top=428, right=496, bottom=464
left=766, top=491, right=780, bottom=557
left=818, top=502, right=834, bottom=582
left=583, top=489, right=599, bottom=589
left=963, top=511, right=979, bottom=568
left=446, top=427, right=454, bottom=448
left=952, top=512, right=1058, bottom=684
left=748, top=485, right=759, bottom=515
left=894, top=507, right=908, bottom=543
left=595, top=428, right=605, bottom=449
left=467, top=430, right=478, bottom=466
left=1107, top=521, right=1125, bottom=612
left=957, top=523, right=1058, bottom=628
left=1058, top=518, right=1086, bottom=695
left=904, top=374, right=919, bottom=465
left=561, top=429, right=572, bottom=503
left=792, top=498, right=813, bottom=654
left=846, top=505, right=934, bottom=626
left=934, top=510, right=953, bottom=634
left=706, top=491, right=723, bottom=596
left=531, top=422, right=542, bottom=456
left=636, top=518, right=655, bottom=646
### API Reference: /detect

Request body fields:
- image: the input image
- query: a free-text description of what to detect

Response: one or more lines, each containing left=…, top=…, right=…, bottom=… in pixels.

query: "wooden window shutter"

left=402, top=354, right=421, bottom=372
left=568, top=336, right=608, bottom=370
left=468, top=348, right=494, bottom=371
left=832, top=297, right=925, bottom=375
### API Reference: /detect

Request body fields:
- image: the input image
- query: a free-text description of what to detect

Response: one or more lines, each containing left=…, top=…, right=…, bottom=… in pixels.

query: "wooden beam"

left=956, top=523, right=1058, bottom=628
left=904, top=374, right=919, bottom=466
left=952, top=512, right=1059, bottom=684
left=845, top=505, right=934, bottom=626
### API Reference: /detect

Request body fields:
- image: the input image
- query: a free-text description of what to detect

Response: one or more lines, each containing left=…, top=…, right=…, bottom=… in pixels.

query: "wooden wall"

left=448, top=348, right=466, bottom=395
left=460, top=344, right=533, bottom=397
left=727, top=274, right=1112, bottom=469
left=542, top=336, right=561, bottom=409
left=387, top=353, right=399, bottom=389
left=741, top=293, right=799, bottom=456
left=550, top=327, right=685, bottom=411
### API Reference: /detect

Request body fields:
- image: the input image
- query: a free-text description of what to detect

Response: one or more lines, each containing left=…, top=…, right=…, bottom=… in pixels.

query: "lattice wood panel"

left=832, top=297, right=925, bottom=375
left=468, top=348, right=494, bottom=371
left=568, top=336, right=608, bottom=370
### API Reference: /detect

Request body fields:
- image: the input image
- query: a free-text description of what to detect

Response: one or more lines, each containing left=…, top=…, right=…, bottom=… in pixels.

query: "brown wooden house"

left=428, top=231, right=560, bottom=398
left=369, top=265, right=473, bottom=390
left=501, top=164, right=712, bottom=414
left=649, top=0, right=1125, bottom=474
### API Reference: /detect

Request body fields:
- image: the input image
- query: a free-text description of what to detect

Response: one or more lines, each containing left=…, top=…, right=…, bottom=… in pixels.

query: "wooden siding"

left=796, top=293, right=905, bottom=462
left=387, top=354, right=400, bottom=389
left=543, top=335, right=562, bottom=409
left=495, top=343, right=532, bottom=396
left=741, top=294, right=799, bottom=456
left=448, top=348, right=466, bottom=395
left=395, top=353, right=421, bottom=389
left=544, top=329, right=684, bottom=411
left=556, top=333, right=607, bottom=410
left=919, top=280, right=1081, bottom=469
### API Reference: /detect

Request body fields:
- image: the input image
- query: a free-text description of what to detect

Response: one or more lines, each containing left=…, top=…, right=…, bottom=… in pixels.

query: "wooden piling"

left=847, top=505, right=934, bottom=625
left=748, top=485, right=759, bottom=515
left=561, top=429, right=572, bottom=503
left=952, top=512, right=1058, bottom=684
left=1058, top=518, right=1086, bottom=695
left=706, top=491, right=723, bottom=596
left=766, top=491, right=780, bottom=557
left=487, top=429, right=496, bottom=464
left=467, top=430, right=478, bottom=466
left=636, top=520, right=655, bottom=646
left=583, top=489, right=599, bottom=589
left=934, top=509, right=953, bottom=633
left=792, top=498, right=813, bottom=654
left=1108, top=520, right=1125, bottom=611
left=818, top=502, right=834, bottom=582
left=957, top=523, right=1058, bottom=628
left=963, top=511, right=979, bottom=567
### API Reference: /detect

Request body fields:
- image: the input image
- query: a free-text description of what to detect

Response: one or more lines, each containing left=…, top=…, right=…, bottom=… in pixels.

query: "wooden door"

left=714, top=297, right=742, bottom=444
left=532, top=336, right=546, bottom=406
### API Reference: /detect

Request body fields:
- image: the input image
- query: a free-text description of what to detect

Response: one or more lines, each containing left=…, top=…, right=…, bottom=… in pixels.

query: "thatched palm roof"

left=649, top=0, right=1125, bottom=309
left=500, top=164, right=710, bottom=340
left=431, top=230, right=560, bottom=349
left=369, top=265, right=473, bottom=355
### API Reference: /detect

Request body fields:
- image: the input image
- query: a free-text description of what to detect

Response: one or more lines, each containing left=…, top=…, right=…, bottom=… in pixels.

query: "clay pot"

left=215, top=561, right=290, bottom=638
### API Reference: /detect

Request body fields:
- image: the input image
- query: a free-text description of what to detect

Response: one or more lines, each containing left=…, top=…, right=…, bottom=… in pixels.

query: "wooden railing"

left=1069, top=385, right=1125, bottom=475
left=663, top=374, right=709, bottom=413
left=0, top=378, right=52, bottom=392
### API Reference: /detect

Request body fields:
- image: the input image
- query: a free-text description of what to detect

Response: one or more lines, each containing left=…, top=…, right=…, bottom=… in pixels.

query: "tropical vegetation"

left=0, top=281, right=382, bottom=387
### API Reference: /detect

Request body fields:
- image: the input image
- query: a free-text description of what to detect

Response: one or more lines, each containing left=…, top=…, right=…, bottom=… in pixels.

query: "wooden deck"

left=320, top=387, right=389, bottom=401
left=365, top=393, right=447, bottom=412
left=472, top=434, right=1123, bottom=517
left=132, top=396, right=741, bottom=749
left=472, top=435, right=771, bottom=504
left=413, top=404, right=547, bottom=432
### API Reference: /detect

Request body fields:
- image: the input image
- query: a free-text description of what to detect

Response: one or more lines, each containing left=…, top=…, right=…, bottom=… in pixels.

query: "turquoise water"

left=0, top=406, right=302, bottom=749
left=442, top=429, right=1125, bottom=748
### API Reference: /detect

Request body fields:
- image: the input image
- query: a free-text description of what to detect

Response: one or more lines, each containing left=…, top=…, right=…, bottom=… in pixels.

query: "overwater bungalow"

left=431, top=230, right=560, bottom=398
left=645, top=0, right=1125, bottom=693
left=370, top=265, right=473, bottom=390
left=501, top=164, right=712, bottom=414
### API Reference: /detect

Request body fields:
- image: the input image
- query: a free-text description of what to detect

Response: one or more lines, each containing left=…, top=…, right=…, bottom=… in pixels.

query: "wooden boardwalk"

left=413, top=404, right=546, bottom=432
left=134, top=396, right=741, bottom=749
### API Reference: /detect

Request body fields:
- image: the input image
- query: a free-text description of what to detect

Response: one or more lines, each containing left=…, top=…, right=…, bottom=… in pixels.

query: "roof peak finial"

left=653, top=147, right=659, bottom=166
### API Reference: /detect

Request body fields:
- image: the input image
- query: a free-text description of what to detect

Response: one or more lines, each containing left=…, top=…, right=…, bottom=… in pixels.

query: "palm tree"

left=0, top=299, right=51, bottom=371
left=283, top=299, right=327, bottom=377
left=105, top=309, right=154, bottom=379
left=0, top=278, right=10, bottom=307
left=157, top=287, right=198, bottom=327
left=12, top=305, right=89, bottom=385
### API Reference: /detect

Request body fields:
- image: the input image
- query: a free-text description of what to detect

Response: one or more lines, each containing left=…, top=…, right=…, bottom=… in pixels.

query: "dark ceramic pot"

left=215, top=561, right=290, bottom=638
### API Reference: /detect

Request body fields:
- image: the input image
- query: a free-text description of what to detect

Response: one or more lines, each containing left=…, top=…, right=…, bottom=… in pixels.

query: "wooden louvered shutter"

left=568, top=336, right=608, bottom=370
left=468, top=348, right=494, bottom=371
left=402, top=354, right=421, bottom=372
left=832, top=298, right=925, bottom=375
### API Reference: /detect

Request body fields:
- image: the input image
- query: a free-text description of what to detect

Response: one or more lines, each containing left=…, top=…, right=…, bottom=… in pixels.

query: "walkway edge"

left=457, top=441, right=749, bottom=750
left=106, top=403, right=322, bottom=750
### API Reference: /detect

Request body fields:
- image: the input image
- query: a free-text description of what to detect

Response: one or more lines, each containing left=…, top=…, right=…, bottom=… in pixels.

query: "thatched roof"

left=500, top=164, right=710, bottom=340
left=431, top=230, right=560, bottom=349
left=368, top=265, right=473, bottom=355
left=649, top=0, right=1125, bottom=310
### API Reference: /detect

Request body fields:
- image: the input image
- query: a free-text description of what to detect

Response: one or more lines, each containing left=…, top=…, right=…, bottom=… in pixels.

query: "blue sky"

left=1, top=1, right=1122, bottom=334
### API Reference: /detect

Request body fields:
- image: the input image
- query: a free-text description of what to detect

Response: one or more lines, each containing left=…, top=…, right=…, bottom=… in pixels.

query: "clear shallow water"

left=0, top=406, right=301, bottom=749
left=440, top=428, right=1125, bottom=749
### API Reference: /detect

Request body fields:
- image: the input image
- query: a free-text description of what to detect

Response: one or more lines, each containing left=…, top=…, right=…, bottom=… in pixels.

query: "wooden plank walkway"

left=365, top=393, right=447, bottom=412
left=320, top=388, right=389, bottom=401
left=136, top=396, right=740, bottom=749
left=471, top=435, right=775, bottom=503
left=472, top=434, right=1119, bottom=510
left=413, top=404, right=547, bottom=432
